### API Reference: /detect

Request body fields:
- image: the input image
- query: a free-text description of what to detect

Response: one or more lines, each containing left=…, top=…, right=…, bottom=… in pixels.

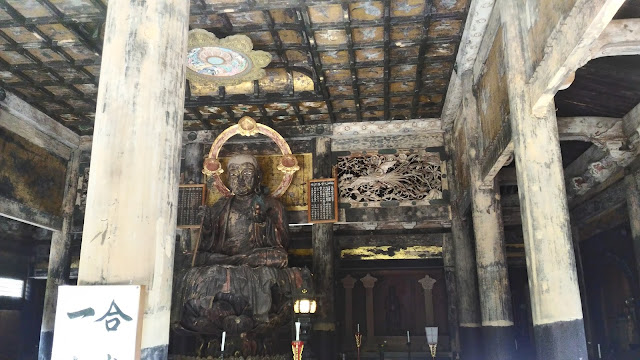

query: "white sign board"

left=51, top=285, right=144, bottom=360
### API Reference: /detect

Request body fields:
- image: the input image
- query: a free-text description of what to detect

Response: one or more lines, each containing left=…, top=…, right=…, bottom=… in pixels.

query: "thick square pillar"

left=501, top=2, right=588, bottom=358
left=77, top=1, right=189, bottom=359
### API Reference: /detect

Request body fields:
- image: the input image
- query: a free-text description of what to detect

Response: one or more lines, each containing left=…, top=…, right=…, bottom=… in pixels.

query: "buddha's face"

left=228, top=161, right=258, bottom=196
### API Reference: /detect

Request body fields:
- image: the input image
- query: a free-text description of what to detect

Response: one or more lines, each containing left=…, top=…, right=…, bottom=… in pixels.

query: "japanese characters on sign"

left=178, top=184, right=206, bottom=228
left=307, top=178, right=338, bottom=223
left=51, top=285, right=143, bottom=360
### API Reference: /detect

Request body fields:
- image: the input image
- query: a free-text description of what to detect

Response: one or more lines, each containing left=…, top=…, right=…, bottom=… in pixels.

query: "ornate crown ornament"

left=186, top=29, right=272, bottom=87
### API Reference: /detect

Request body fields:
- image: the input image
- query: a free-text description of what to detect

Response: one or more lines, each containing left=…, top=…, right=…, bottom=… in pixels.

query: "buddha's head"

left=227, top=154, right=260, bottom=196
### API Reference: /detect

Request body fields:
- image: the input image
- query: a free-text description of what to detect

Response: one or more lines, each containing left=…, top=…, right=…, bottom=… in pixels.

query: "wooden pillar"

left=38, top=149, right=80, bottom=360
left=451, top=210, right=483, bottom=360
left=625, top=171, right=640, bottom=286
left=418, top=275, right=437, bottom=325
left=462, top=70, right=514, bottom=360
left=341, top=275, right=357, bottom=340
left=312, top=136, right=336, bottom=357
left=443, top=233, right=461, bottom=358
left=360, top=274, right=378, bottom=339
left=571, top=225, right=595, bottom=359
left=77, top=1, right=189, bottom=359
left=501, top=2, right=587, bottom=358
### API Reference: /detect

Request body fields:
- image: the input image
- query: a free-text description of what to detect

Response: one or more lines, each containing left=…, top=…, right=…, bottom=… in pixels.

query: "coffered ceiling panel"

left=0, top=0, right=469, bottom=135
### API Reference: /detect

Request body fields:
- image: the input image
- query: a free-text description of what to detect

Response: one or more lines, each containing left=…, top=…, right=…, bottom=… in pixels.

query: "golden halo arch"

left=202, top=116, right=300, bottom=198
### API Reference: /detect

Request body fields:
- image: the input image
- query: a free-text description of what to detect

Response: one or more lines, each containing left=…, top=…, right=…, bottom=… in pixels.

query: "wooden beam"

left=557, top=116, right=625, bottom=145
left=441, top=0, right=497, bottom=129
left=0, top=109, right=72, bottom=159
left=570, top=177, right=626, bottom=224
left=0, top=91, right=80, bottom=150
left=590, top=19, right=640, bottom=59
left=337, top=232, right=445, bottom=249
left=529, top=0, right=625, bottom=115
left=623, top=101, right=640, bottom=140
left=0, top=195, right=62, bottom=231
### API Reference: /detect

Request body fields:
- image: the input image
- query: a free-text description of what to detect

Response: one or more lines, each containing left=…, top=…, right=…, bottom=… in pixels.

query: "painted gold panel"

left=272, top=116, right=298, bottom=125
left=314, top=29, right=348, bottom=46
left=357, top=67, right=384, bottom=80
left=423, top=62, right=451, bottom=77
left=336, top=112, right=358, bottom=121
left=341, top=246, right=442, bottom=260
left=264, top=103, right=295, bottom=115
left=299, top=101, right=328, bottom=114
left=286, top=50, right=308, bottom=64
left=434, top=0, right=468, bottom=14
left=207, top=153, right=313, bottom=212
left=0, top=127, right=66, bottom=217
left=4, top=27, right=41, bottom=44
left=391, top=64, right=417, bottom=78
left=332, top=99, right=356, bottom=112
left=328, top=85, right=353, bottom=96
left=259, top=68, right=292, bottom=93
left=37, top=24, right=76, bottom=42
left=75, top=84, right=98, bottom=94
left=0, top=71, right=21, bottom=83
left=223, top=80, right=255, bottom=95
left=428, top=19, right=463, bottom=38
left=389, top=97, right=412, bottom=107
left=29, top=49, right=66, bottom=63
left=190, top=14, right=227, bottom=29
left=355, top=48, right=384, bottom=62
left=391, top=110, right=411, bottom=120
left=391, top=24, right=422, bottom=42
left=6, top=0, right=54, bottom=18
left=361, top=98, right=384, bottom=108
left=226, top=11, right=266, bottom=27
left=231, top=104, right=260, bottom=115
left=246, top=31, right=274, bottom=46
left=0, top=51, right=32, bottom=65
left=352, top=27, right=383, bottom=44
left=64, top=46, right=98, bottom=61
left=308, top=4, right=344, bottom=23
left=325, top=69, right=351, bottom=83
left=349, top=2, right=384, bottom=21
left=278, top=30, right=303, bottom=45
left=270, top=9, right=296, bottom=24
left=426, top=43, right=456, bottom=58
left=292, top=70, right=314, bottom=93
left=359, top=83, right=384, bottom=96
left=391, top=46, right=419, bottom=61
left=391, top=0, right=426, bottom=17
left=390, top=81, right=415, bottom=93
left=320, top=50, right=349, bottom=65
left=305, top=114, right=331, bottom=123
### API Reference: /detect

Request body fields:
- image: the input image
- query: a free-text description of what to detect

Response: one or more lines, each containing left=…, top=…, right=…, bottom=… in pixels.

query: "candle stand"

left=354, top=331, right=362, bottom=360
left=291, top=340, right=304, bottom=360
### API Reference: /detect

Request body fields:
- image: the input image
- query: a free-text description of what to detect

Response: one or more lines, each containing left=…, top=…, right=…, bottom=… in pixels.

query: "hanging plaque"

left=307, top=178, right=338, bottom=223
left=178, top=184, right=206, bottom=228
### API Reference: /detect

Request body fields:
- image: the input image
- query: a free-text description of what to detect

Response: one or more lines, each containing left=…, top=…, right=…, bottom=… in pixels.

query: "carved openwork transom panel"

left=337, top=150, right=444, bottom=207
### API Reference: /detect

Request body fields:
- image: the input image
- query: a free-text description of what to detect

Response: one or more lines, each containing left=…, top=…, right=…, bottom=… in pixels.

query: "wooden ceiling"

left=0, top=0, right=469, bottom=135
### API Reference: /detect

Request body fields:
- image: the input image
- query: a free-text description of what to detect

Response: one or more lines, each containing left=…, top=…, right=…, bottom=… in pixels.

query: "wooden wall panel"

left=0, top=126, right=66, bottom=217
left=525, top=0, right=579, bottom=75
left=477, top=27, right=510, bottom=159
left=453, top=123, right=469, bottom=192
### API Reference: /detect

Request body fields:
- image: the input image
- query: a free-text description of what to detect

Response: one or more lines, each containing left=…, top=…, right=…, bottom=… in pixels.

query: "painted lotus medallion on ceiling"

left=186, top=30, right=271, bottom=86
